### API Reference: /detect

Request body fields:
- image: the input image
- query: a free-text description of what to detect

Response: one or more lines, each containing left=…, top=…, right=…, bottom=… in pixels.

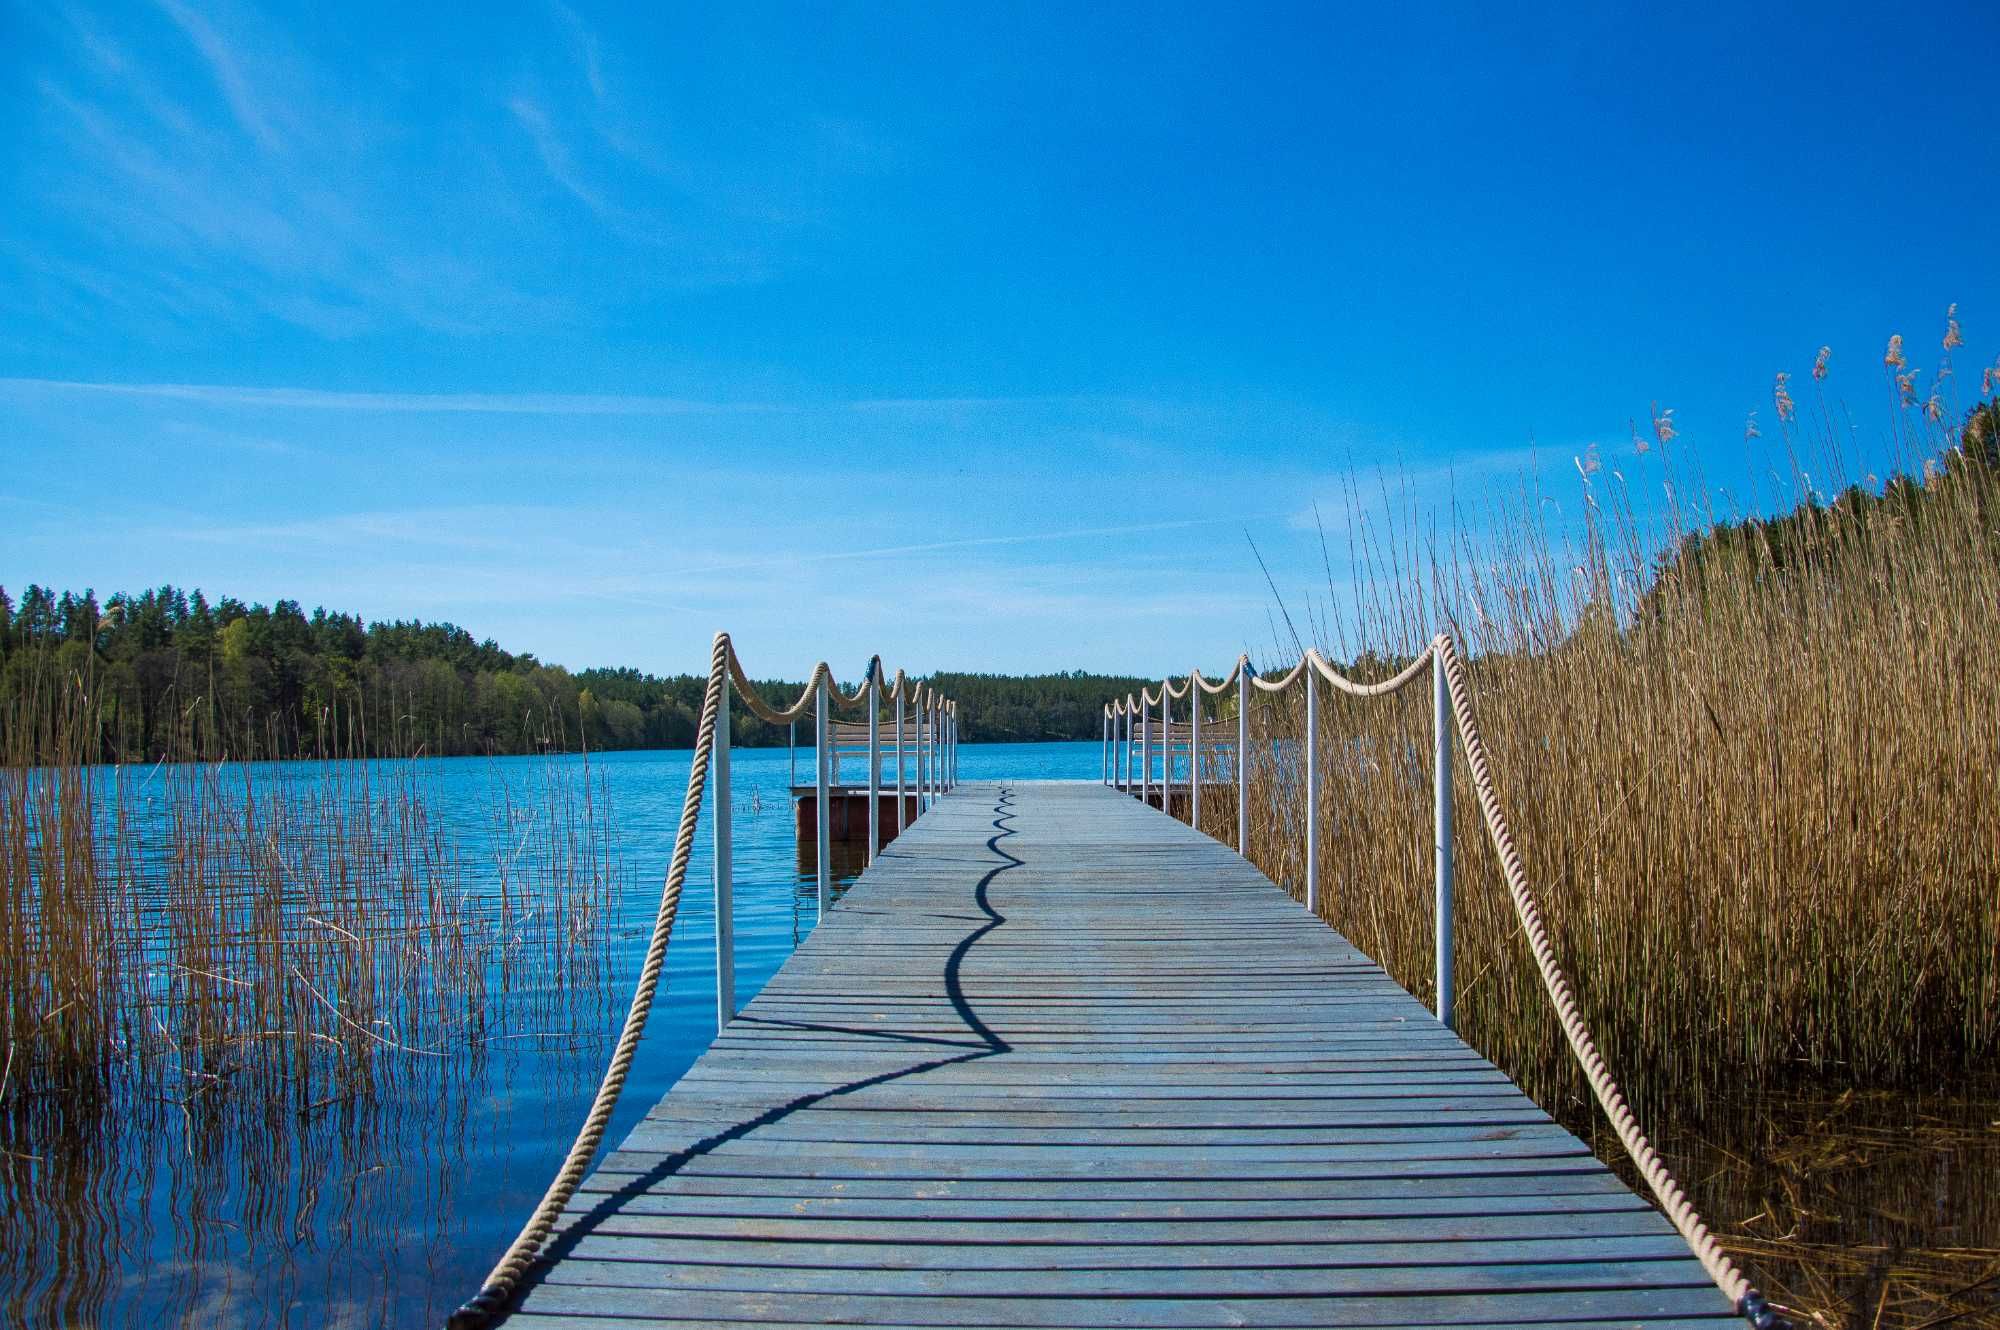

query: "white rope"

left=452, top=635, right=956, bottom=1328
left=1431, top=632, right=1773, bottom=1326
left=1134, top=633, right=1780, bottom=1329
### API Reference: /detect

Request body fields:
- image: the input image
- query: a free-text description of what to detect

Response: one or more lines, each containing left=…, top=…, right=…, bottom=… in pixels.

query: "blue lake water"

left=0, top=741, right=1103, bottom=1329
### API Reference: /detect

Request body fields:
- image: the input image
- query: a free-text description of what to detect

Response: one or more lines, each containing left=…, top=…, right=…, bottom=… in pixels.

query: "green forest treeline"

left=0, top=584, right=1159, bottom=761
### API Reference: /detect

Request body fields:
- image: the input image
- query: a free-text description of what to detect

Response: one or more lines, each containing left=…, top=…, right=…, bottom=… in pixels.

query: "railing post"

left=867, top=664, right=881, bottom=865
left=1102, top=710, right=1109, bottom=785
left=1434, top=644, right=1455, bottom=1030
left=1114, top=703, right=1123, bottom=791
left=1237, top=661, right=1251, bottom=857
left=1160, top=681, right=1173, bottom=818
left=920, top=690, right=931, bottom=812
left=714, top=668, right=734, bottom=1030
left=1140, top=692, right=1151, bottom=806
left=1119, top=703, right=1129, bottom=791
left=1190, top=680, right=1202, bottom=830
left=815, top=672, right=831, bottom=917
left=895, top=686, right=906, bottom=836
left=1304, top=660, right=1318, bottom=915
left=788, top=718, right=796, bottom=786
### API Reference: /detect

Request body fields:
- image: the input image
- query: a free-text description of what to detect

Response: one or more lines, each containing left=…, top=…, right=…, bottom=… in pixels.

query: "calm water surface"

left=0, top=742, right=1101, bottom=1329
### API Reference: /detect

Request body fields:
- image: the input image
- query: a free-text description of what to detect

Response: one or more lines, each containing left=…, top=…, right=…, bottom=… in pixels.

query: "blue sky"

left=4, top=2, right=1997, bottom=678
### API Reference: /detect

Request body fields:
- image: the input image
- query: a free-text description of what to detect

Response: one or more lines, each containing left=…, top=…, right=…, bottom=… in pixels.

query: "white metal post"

left=1114, top=704, right=1123, bottom=790
left=867, top=664, right=881, bottom=864
left=1112, top=704, right=1128, bottom=788
left=895, top=687, right=907, bottom=836
left=1304, top=663, right=1318, bottom=915
left=815, top=674, right=831, bottom=917
left=1434, top=648, right=1455, bottom=1030
left=1140, top=693, right=1151, bottom=805
left=1118, top=704, right=1128, bottom=791
left=1190, top=682, right=1202, bottom=830
left=1160, top=682, right=1172, bottom=818
left=713, top=669, right=734, bottom=1029
left=788, top=719, right=796, bottom=785
left=1237, top=662, right=1250, bottom=856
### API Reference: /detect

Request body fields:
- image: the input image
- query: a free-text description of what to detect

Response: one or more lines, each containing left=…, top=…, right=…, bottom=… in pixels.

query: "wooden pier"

left=505, top=781, right=1735, bottom=1328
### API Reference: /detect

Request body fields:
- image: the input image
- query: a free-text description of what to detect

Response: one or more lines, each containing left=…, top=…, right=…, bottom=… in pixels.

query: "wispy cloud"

left=507, top=93, right=619, bottom=221
left=660, top=515, right=1279, bottom=578
left=16, top=3, right=540, bottom=337
left=0, top=376, right=1134, bottom=419
left=0, top=377, right=783, bottom=415
left=155, top=0, right=284, bottom=151
left=1283, top=444, right=1556, bottom=530
left=14, top=0, right=904, bottom=337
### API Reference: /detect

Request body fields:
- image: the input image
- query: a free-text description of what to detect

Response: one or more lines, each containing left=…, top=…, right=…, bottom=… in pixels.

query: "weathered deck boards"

left=510, top=781, right=1734, bottom=1328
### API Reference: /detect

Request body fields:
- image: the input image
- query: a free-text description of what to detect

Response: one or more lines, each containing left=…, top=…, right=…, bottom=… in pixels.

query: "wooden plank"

left=511, top=1283, right=1735, bottom=1327
left=510, top=781, right=1733, bottom=1328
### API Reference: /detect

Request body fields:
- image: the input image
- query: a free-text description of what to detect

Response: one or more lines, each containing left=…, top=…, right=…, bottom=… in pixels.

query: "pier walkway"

left=505, top=781, right=1734, bottom=1328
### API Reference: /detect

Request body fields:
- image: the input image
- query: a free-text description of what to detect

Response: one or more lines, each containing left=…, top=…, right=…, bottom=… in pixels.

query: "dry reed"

left=1195, top=314, right=2000, bottom=1325
left=1222, top=346, right=1998, bottom=1116
left=0, top=668, right=621, bottom=1122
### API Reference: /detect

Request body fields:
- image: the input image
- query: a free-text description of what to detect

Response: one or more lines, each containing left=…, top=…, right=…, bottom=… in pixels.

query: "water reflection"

left=0, top=744, right=1069, bottom=1329
left=21, top=741, right=1977, bottom=1329
left=1616, top=1081, right=2000, bottom=1326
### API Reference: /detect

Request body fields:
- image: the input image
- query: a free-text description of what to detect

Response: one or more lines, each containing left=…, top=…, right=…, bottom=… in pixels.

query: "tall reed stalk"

left=0, top=667, right=621, bottom=1119
left=1230, top=331, right=2000, bottom=1120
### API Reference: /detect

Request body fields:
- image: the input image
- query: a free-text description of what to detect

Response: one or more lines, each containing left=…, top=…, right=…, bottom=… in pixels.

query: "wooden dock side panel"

left=511, top=781, right=1735, bottom=1328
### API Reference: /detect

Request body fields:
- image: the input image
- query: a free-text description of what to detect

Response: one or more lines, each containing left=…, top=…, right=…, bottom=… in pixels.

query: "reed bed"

left=1208, top=320, right=2000, bottom=1323
left=1225, top=350, right=1999, bottom=1116
left=0, top=671, right=621, bottom=1126
left=0, top=669, right=629, bottom=1326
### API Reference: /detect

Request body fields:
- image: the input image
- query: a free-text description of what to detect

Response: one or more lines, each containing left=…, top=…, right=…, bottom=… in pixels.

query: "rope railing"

left=449, top=633, right=958, bottom=1329
left=1100, top=635, right=1785, bottom=1330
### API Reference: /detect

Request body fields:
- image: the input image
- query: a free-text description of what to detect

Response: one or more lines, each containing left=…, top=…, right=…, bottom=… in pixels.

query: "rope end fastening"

left=1737, top=1291, right=1791, bottom=1330
left=446, top=1287, right=503, bottom=1330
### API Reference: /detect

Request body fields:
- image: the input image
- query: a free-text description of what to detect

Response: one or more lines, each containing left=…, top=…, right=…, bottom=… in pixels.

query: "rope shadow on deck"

left=502, top=789, right=1026, bottom=1317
